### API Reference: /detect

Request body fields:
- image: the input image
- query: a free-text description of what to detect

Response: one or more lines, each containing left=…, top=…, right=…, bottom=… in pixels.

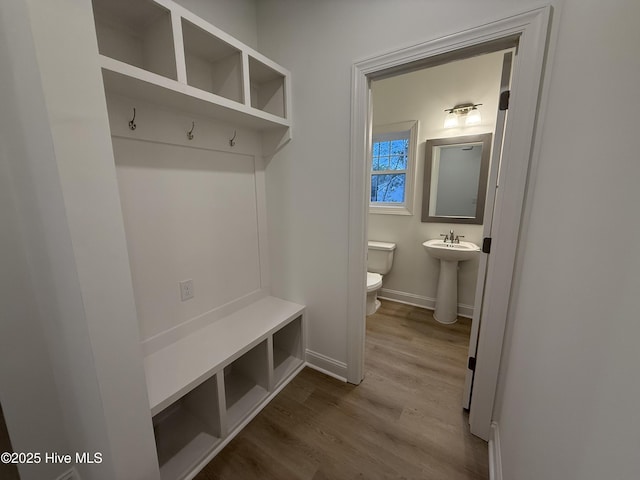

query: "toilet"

left=366, top=241, right=396, bottom=315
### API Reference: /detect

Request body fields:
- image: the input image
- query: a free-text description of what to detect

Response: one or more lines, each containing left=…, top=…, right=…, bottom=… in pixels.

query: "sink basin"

left=422, top=239, right=480, bottom=324
left=422, top=239, right=480, bottom=262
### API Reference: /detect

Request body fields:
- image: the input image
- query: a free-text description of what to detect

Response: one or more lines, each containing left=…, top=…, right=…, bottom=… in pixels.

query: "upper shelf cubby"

left=92, top=0, right=177, bottom=80
left=249, top=57, right=287, bottom=118
left=181, top=19, right=243, bottom=104
left=91, top=0, right=291, bottom=132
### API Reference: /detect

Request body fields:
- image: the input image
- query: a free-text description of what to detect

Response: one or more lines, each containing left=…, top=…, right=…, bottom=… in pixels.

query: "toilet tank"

left=367, top=241, right=396, bottom=275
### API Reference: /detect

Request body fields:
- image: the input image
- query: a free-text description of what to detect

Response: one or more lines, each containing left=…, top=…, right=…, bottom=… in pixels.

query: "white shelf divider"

left=170, top=9, right=187, bottom=83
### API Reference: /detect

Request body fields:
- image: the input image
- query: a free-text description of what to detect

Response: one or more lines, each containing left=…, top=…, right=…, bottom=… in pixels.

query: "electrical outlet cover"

left=179, top=279, right=194, bottom=301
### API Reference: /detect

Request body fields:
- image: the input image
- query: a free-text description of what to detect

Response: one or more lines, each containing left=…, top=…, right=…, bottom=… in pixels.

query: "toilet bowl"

left=366, top=240, right=396, bottom=315
left=366, top=272, right=383, bottom=315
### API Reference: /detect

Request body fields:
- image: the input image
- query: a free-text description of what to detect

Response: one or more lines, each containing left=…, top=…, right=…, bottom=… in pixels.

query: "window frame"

left=369, top=120, right=418, bottom=215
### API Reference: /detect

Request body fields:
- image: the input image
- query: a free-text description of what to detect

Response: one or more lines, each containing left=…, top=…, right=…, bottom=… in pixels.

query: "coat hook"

left=229, top=130, right=237, bottom=147
left=187, top=121, right=195, bottom=140
left=129, top=108, right=136, bottom=130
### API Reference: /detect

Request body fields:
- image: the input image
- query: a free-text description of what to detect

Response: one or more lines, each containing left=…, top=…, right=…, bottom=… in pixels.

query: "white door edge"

left=463, top=50, right=514, bottom=410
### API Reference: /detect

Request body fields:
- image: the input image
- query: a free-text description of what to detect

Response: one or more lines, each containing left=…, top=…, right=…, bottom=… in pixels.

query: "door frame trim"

left=347, top=5, right=552, bottom=440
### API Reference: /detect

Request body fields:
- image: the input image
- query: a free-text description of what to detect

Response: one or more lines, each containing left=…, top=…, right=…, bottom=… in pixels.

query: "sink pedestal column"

left=434, top=259, right=459, bottom=324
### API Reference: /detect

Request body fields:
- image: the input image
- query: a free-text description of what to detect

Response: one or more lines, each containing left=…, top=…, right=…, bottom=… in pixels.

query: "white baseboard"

left=305, top=349, right=347, bottom=382
left=489, top=421, right=503, bottom=480
left=378, top=288, right=474, bottom=318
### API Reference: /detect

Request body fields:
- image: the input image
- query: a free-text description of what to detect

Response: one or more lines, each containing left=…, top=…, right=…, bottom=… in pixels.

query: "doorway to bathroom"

left=347, top=7, right=551, bottom=441
left=366, top=46, right=514, bottom=410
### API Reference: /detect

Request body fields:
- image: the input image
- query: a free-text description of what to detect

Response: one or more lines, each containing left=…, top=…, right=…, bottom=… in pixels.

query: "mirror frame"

left=421, top=133, right=492, bottom=225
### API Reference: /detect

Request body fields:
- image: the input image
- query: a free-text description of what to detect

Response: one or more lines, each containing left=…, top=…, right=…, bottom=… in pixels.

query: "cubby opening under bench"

left=146, top=296, right=305, bottom=480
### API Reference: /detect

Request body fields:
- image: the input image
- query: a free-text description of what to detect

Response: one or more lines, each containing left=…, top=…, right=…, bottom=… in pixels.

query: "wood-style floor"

left=196, top=300, right=488, bottom=479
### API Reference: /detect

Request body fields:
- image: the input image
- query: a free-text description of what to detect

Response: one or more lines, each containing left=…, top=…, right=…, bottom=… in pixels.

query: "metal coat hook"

left=229, top=130, right=237, bottom=147
left=129, top=108, right=137, bottom=130
left=187, top=121, right=195, bottom=140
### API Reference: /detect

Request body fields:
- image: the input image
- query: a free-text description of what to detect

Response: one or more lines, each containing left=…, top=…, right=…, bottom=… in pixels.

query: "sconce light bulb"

left=465, top=108, right=481, bottom=126
left=444, top=112, right=458, bottom=128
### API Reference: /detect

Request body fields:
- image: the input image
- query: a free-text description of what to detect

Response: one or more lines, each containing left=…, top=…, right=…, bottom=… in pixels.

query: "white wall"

left=2, top=0, right=267, bottom=477
left=0, top=155, right=70, bottom=480
left=1, top=0, right=160, bottom=478
left=115, top=140, right=260, bottom=340
left=174, top=0, right=258, bottom=49
left=104, top=94, right=266, bottom=346
left=369, top=52, right=503, bottom=311
left=257, top=0, right=527, bottom=373
left=258, top=0, right=640, bottom=478
left=0, top=7, right=71, bottom=476
left=493, top=1, right=640, bottom=478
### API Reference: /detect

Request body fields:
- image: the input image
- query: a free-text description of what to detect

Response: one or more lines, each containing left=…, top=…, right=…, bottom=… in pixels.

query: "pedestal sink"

left=423, top=239, right=480, bottom=324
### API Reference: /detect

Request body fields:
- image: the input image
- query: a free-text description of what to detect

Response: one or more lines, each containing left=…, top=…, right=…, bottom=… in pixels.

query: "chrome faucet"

left=440, top=229, right=466, bottom=244
left=441, top=229, right=456, bottom=243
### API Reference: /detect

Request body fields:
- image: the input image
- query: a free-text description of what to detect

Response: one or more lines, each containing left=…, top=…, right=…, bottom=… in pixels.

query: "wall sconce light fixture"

left=444, top=103, right=482, bottom=128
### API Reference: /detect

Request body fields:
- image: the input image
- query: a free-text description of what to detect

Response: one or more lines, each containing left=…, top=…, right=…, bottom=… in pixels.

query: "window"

left=370, top=120, right=418, bottom=215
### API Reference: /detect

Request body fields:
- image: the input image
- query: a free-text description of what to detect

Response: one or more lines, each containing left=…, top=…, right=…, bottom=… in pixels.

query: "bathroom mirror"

left=421, top=133, right=492, bottom=224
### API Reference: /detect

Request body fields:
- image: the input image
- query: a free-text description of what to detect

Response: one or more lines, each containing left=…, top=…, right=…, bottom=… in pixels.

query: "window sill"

left=369, top=205, right=413, bottom=216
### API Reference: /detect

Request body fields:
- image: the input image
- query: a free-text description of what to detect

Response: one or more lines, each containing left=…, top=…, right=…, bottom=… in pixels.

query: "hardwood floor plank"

left=266, top=391, right=409, bottom=480
left=195, top=300, right=488, bottom=480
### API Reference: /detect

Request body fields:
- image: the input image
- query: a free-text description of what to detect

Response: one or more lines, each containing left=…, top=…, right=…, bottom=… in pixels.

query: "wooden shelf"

left=93, top=0, right=291, bottom=132
left=92, top=0, right=177, bottom=80
left=92, top=2, right=298, bottom=477
left=273, top=349, right=304, bottom=388
left=145, top=297, right=305, bottom=479
left=273, top=316, right=304, bottom=387
left=223, top=339, right=269, bottom=430
left=144, top=296, right=304, bottom=416
left=249, top=56, right=287, bottom=118
left=153, top=374, right=222, bottom=480
left=155, top=407, right=220, bottom=480
left=101, top=56, right=289, bottom=131
left=224, top=371, right=268, bottom=431
left=182, top=18, right=243, bottom=103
